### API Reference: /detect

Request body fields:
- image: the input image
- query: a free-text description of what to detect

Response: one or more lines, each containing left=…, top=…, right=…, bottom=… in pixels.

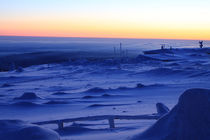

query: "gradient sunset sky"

left=0, top=0, right=210, bottom=40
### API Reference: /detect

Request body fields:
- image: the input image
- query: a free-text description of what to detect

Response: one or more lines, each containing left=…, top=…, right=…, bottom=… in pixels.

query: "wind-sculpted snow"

left=145, top=68, right=190, bottom=76
left=132, top=88, right=210, bottom=140
left=14, top=92, right=42, bottom=100
left=52, top=92, right=70, bottom=95
left=0, top=47, right=210, bottom=140
left=88, top=103, right=132, bottom=108
left=11, top=101, right=41, bottom=107
left=85, top=87, right=107, bottom=93
left=83, top=84, right=148, bottom=94
left=0, top=120, right=60, bottom=140
left=188, top=71, right=210, bottom=78
left=44, top=100, right=69, bottom=105
left=82, top=94, right=124, bottom=100
left=101, top=93, right=111, bottom=97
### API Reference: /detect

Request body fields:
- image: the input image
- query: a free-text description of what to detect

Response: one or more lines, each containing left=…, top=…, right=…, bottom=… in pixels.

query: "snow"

left=0, top=38, right=210, bottom=140
left=14, top=92, right=42, bottom=100
left=132, top=88, right=210, bottom=140
left=0, top=120, right=60, bottom=140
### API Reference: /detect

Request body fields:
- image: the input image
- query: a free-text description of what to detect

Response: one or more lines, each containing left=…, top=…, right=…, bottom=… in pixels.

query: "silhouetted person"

left=199, top=41, right=203, bottom=48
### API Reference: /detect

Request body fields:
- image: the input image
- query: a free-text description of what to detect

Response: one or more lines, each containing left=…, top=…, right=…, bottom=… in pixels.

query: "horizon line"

left=0, top=35, right=209, bottom=41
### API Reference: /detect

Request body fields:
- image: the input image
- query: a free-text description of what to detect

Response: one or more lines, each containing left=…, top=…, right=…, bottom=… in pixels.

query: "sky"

left=0, top=0, right=210, bottom=40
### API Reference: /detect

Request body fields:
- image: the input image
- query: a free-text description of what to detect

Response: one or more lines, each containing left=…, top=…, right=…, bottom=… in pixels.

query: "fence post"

left=58, top=121, right=64, bottom=130
left=108, top=117, right=115, bottom=129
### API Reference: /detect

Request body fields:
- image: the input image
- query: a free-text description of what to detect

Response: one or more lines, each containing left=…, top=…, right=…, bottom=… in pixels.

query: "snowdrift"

left=14, top=92, right=41, bottom=100
left=0, top=120, right=60, bottom=140
left=132, top=88, right=210, bottom=140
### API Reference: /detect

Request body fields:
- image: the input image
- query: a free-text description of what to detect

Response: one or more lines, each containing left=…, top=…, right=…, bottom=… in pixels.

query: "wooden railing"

left=33, top=114, right=160, bottom=129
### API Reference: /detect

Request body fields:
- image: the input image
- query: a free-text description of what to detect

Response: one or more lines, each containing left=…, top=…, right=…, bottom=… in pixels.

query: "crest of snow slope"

left=0, top=120, right=60, bottom=140
left=132, top=88, right=210, bottom=140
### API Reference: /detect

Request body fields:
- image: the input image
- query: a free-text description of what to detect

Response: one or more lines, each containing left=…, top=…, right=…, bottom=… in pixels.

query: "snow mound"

left=146, top=68, right=189, bottom=76
left=101, top=93, right=111, bottom=97
left=132, top=88, right=210, bottom=140
left=0, top=120, right=60, bottom=140
left=14, top=92, right=41, bottom=100
left=85, top=87, right=106, bottom=93
left=52, top=92, right=69, bottom=95
left=82, top=94, right=112, bottom=99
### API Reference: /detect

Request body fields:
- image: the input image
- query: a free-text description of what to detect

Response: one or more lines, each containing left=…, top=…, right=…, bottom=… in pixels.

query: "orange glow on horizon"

left=1, top=0, right=210, bottom=40
left=1, top=28, right=210, bottom=41
left=1, top=18, right=210, bottom=40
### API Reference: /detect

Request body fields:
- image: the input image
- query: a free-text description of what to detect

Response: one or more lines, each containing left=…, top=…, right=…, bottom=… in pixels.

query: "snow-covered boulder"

left=0, top=120, right=60, bottom=140
left=156, top=102, right=170, bottom=116
left=14, top=92, right=41, bottom=100
left=133, top=88, right=210, bottom=140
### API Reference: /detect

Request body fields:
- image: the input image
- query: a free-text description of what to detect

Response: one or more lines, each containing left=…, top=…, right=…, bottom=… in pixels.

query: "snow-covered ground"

left=0, top=37, right=210, bottom=140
